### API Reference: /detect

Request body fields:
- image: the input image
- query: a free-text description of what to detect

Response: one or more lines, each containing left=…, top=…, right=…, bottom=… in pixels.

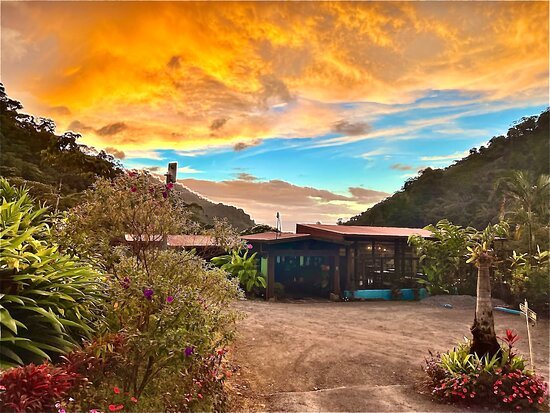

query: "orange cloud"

left=2, top=1, right=548, bottom=152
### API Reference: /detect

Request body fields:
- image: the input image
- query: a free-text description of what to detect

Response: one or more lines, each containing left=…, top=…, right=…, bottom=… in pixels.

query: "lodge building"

left=126, top=224, right=432, bottom=300
left=243, top=224, right=432, bottom=300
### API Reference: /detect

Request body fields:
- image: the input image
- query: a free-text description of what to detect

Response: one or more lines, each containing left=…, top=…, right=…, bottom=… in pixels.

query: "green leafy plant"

left=0, top=178, right=104, bottom=368
left=509, top=247, right=549, bottom=311
left=212, top=248, right=266, bottom=293
left=409, top=220, right=477, bottom=295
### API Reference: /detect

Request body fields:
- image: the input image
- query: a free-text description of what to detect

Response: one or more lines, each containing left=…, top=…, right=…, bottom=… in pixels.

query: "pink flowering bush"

left=55, top=171, right=243, bottom=411
left=426, top=331, right=548, bottom=411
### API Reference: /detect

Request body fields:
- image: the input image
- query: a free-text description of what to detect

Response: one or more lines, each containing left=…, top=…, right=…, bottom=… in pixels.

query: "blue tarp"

left=344, top=288, right=427, bottom=300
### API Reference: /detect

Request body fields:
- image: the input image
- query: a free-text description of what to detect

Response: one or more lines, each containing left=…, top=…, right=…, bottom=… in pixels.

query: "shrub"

left=0, top=363, right=83, bottom=412
left=56, top=171, right=243, bottom=409
left=0, top=178, right=104, bottom=368
left=509, top=248, right=549, bottom=311
left=408, top=220, right=477, bottom=295
left=212, top=248, right=266, bottom=293
left=106, top=249, right=241, bottom=400
left=425, top=331, right=548, bottom=411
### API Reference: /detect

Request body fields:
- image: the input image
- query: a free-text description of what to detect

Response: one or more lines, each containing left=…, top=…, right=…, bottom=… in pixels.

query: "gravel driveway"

left=229, top=299, right=549, bottom=412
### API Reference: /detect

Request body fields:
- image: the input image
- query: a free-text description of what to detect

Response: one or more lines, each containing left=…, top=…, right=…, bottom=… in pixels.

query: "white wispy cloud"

left=178, top=166, right=203, bottom=174
left=124, top=150, right=165, bottom=160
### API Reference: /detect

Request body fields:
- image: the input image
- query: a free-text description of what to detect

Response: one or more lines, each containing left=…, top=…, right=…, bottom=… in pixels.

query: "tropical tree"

left=496, top=170, right=549, bottom=254
left=466, top=222, right=509, bottom=358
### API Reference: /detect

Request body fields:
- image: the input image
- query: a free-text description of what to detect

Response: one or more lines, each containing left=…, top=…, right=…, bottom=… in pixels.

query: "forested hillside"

left=0, top=84, right=254, bottom=229
left=0, top=84, right=123, bottom=210
left=346, top=110, right=549, bottom=229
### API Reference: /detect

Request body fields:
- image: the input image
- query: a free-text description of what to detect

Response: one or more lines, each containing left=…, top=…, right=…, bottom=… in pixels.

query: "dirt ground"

left=228, top=299, right=549, bottom=412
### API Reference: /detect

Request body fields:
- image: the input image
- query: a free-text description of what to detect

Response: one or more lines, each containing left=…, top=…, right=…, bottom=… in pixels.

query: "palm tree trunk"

left=470, top=253, right=500, bottom=358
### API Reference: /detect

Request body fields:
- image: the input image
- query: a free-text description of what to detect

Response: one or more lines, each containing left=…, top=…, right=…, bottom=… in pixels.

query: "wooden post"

left=346, top=246, right=354, bottom=292
left=333, top=255, right=341, bottom=297
left=523, top=299, right=535, bottom=372
left=266, top=254, right=275, bottom=300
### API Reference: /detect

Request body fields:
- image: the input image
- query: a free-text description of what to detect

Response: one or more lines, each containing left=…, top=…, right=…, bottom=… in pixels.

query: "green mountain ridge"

left=346, top=110, right=550, bottom=229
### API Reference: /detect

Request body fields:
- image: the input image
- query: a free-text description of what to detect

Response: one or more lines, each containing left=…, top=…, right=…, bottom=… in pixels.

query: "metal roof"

left=296, top=224, right=433, bottom=239
left=242, top=231, right=310, bottom=242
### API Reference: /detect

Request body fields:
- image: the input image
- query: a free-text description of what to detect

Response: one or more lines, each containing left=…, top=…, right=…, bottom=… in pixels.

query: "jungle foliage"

left=0, top=84, right=123, bottom=211
left=0, top=179, right=104, bottom=368
left=347, top=110, right=549, bottom=229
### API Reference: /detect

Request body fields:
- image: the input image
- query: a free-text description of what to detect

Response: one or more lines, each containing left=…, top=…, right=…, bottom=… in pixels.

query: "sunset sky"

left=2, top=1, right=548, bottom=230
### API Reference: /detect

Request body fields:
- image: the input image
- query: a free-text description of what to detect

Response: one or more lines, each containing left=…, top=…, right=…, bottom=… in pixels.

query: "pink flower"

left=166, top=182, right=174, bottom=190
left=162, top=191, right=168, bottom=199
left=131, top=187, right=137, bottom=193
left=114, top=386, right=121, bottom=394
left=247, top=244, right=253, bottom=249
left=131, top=397, right=138, bottom=403
left=166, top=296, right=174, bottom=303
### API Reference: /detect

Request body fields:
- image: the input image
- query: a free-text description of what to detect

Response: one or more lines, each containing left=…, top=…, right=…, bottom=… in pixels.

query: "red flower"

left=197, top=393, right=203, bottom=399
left=166, top=182, right=174, bottom=190
left=131, top=397, right=138, bottom=403
left=113, top=386, right=121, bottom=394
left=131, top=187, right=137, bottom=193
left=108, top=404, right=124, bottom=411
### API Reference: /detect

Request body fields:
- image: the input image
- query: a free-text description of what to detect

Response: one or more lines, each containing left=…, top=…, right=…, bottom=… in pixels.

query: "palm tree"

left=467, top=223, right=509, bottom=358
left=496, top=170, right=549, bottom=254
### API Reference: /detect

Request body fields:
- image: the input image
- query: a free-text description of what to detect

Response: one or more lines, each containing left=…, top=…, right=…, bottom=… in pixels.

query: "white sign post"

left=519, top=299, right=536, bottom=372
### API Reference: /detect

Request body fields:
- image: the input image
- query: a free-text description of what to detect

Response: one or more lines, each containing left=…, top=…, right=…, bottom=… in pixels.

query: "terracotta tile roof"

left=296, top=224, right=433, bottom=238
left=125, top=234, right=219, bottom=247
left=124, top=234, right=163, bottom=242
left=167, top=235, right=218, bottom=247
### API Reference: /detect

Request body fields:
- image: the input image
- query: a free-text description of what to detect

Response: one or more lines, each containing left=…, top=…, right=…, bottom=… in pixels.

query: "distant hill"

left=173, top=182, right=254, bottom=231
left=0, top=84, right=254, bottom=230
left=346, top=110, right=549, bottom=229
